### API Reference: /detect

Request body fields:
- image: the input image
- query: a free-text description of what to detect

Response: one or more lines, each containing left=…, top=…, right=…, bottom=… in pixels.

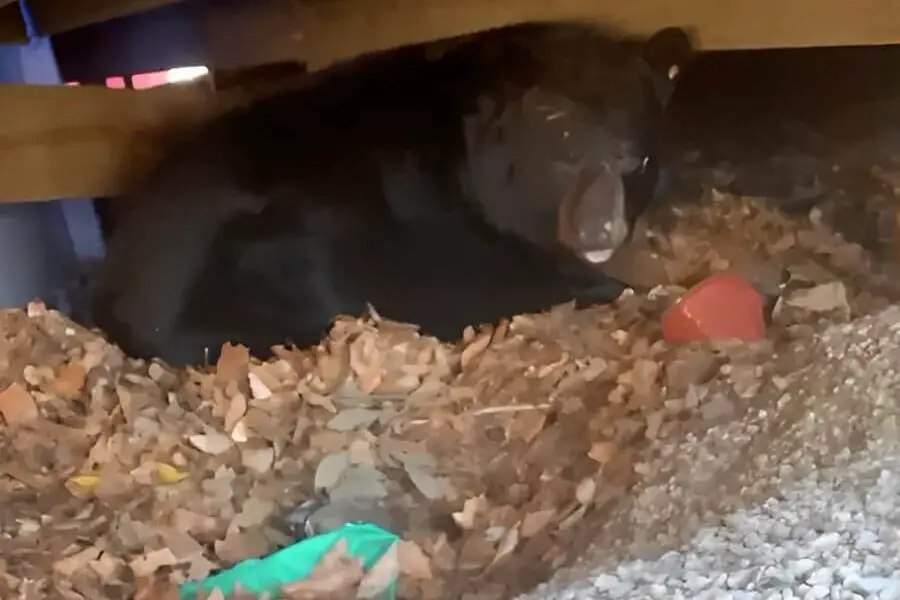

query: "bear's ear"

left=641, top=26, right=696, bottom=105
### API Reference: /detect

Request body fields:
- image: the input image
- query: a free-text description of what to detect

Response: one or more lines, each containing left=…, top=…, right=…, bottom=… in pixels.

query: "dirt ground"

left=4, top=48, right=900, bottom=600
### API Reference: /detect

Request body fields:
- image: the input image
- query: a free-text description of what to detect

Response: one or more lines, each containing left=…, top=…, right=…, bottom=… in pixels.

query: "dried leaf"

left=134, top=577, right=180, bottom=600
left=188, top=431, right=234, bottom=455
left=67, top=474, right=101, bottom=493
left=129, top=548, right=180, bottom=578
left=588, top=441, right=616, bottom=464
left=521, top=509, right=556, bottom=538
left=216, top=342, right=250, bottom=384
left=329, top=465, right=389, bottom=500
left=231, top=420, right=250, bottom=443
left=508, top=410, right=547, bottom=443
left=347, top=439, right=376, bottom=466
left=575, top=477, right=596, bottom=505
left=248, top=372, right=272, bottom=399
left=491, top=525, right=520, bottom=566
left=54, top=546, right=101, bottom=577
left=241, top=445, right=275, bottom=474
left=224, top=393, right=247, bottom=432
left=0, top=383, right=38, bottom=424
left=397, top=541, right=432, bottom=579
left=405, top=464, right=448, bottom=501
left=155, top=463, right=188, bottom=484
left=326, top=408, right=382, bottom=432
left=314, top=452, right=350, bottom=491
left=452, top=495, right=486, bottom=530
left=460, top=332, right=492, bottom=369
left=55, top=361, right=86, bottom=400
left=785, top=281, right=850, bottom=313
left=233, top=497, right=276, bottom=528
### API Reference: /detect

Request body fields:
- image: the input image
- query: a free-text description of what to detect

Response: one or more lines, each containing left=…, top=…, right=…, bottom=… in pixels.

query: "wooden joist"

left=2, top=0, right=900, bottom=204
left=290, top=0, right=900, bottom=69
left=28, top=0, right=900, bottom=66
left=0, top=82, right=218, bottom=202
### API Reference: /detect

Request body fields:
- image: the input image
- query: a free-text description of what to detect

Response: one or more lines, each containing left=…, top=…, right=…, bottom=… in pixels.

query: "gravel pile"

left=543, top=454, right=900, bottom=600
left=520, top=308, right=900, bottom=600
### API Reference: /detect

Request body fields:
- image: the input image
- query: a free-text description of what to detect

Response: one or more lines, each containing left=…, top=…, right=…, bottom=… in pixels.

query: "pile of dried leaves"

left=0, top=182, right=892, bottom=600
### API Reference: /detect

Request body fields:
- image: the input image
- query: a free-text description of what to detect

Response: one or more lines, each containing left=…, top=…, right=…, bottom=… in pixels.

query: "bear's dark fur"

left=91, top=21, right=695, bottom=365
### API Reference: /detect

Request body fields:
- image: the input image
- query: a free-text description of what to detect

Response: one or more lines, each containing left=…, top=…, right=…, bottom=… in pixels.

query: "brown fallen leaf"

left=55, top=361, right=87, bottom=400
left=521, top=509, right=556, bottom=538
left=248, top=372, right=273, bottom=400
left=89, top=553, right=126, bottom=580
left=397, top=540, right=432, bottom=580
left=216, top=343, right=250, bottom=384
left=214, top=529, right=271, bottom=564
left=452, top=495, right=487, bottom=530
left=460, top=332, right=492, bottom=370
left=133, top=576, right=180, bottom=600
left=575, top=477, right=597, bottom=505
left=489, top=525, right=520, bottom=567
left=54, top=546, right=102, bottom=577
left=0, top=382, right=38, bottom=424
left=784, top=281, right=850, bottom=314
left=241, top=445, right=275, bottom=474
left=130, top=548, right=180, bottom=578
left=508, top=410, right=547, bottom=443
left=188, top=431, right=234, bottom=455
left=224, top=393, right=248, bottom=432
left=588, top=441, right=616, bottom=464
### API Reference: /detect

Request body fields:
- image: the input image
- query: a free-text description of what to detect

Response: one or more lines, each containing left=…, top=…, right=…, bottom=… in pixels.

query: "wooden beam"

left=196, top=0, right=305, bottom=71
left=20, top=0, right=900, bottom=60
left=35, top=0, right=900, bottom=77
left=26, top=0, right=182, bottom=35
left=0, top=82, right=218, bottom=203
left=290, top=0, right=900, bottom=68
left=4, top=0, right=900, bottom=206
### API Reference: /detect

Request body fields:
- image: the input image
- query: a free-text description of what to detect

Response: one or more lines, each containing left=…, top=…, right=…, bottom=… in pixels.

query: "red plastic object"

left=661, top=273, right=766, bottom=343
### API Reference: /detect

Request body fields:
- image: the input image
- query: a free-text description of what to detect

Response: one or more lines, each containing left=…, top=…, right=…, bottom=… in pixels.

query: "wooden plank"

left=0, top=82, right=219, bottom=202
left=77, top=0, right=897, bottom=73
left=196, top=0, right=305, bottom=71
left=289, top=0, right=900, bottom=68
left=4, top=0, right=899, bottom=206
left=20, top=0, right=900, bottom=58
left=26, top=0, right=182, bottom=35
left=33, top=0, right=900, bottom=75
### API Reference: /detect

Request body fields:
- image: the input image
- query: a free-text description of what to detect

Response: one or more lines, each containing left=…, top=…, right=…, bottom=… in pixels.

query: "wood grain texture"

left=291, top=0, right=900, bottom=69
left=0, top=82, right=217, bottom=202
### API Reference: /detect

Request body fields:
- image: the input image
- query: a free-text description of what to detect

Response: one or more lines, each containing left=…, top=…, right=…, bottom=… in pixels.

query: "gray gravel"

left=519, top=308, right=900, bottom=599
left=544, top=454, right=900, bottom=599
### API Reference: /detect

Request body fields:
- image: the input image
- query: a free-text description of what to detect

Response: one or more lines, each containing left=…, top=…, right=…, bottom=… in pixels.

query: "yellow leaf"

left=155, top=463, right=187, bottom=484
left=67, top=474, right=100, bottom=491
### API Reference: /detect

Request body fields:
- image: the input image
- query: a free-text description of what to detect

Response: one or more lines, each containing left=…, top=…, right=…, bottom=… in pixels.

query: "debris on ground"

left=521, top=304, right=900, bottom=600
left=0, top=151, right=896, bottom=599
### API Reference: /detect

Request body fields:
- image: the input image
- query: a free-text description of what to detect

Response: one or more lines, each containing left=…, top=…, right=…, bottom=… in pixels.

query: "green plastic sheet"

left=179, top=522, right=399, bottom=599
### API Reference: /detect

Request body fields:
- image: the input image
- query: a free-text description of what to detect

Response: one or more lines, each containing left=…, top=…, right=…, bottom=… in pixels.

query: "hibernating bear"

left=90, top=20, right=696, bottom=365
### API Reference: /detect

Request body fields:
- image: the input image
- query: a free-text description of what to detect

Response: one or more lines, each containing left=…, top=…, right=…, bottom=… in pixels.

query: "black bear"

left=90, top=21, right=695, bottom=366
